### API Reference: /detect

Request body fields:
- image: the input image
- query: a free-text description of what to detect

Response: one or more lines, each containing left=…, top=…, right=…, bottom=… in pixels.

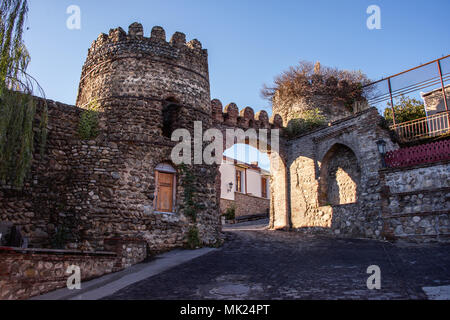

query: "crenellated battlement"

left=89, top=25, right=205, bottom=52
left=211, top=99, right=284, bottom=129
left=76, top=22, right=211, bottom=113
left=83, top=23, right=207, bottom=76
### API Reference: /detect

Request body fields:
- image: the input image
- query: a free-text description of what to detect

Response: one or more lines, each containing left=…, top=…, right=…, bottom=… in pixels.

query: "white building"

left=219, top=157, right=271, bottom=219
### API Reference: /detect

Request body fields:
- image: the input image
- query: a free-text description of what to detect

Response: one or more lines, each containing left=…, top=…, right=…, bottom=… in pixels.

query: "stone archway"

left=210, top=99, right=289, bottom=230
left=318, top=143, right=361, bottom=207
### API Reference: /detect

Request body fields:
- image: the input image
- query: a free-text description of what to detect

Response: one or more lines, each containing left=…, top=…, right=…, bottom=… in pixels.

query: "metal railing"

left=385, top=139, right=450, bottom=168
left=390, top=111, right=450, bottom=142
left=363, top=55, right=450, bottom=142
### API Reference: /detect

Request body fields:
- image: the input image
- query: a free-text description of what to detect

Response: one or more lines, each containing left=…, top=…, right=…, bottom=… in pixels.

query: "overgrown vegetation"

left=185, top=226, right=202, bottom=250
left=178, top=163, right=205, bottom=222
left=78, top=99, right=100, bottom=140
left=0, top=0, right=48, bottom=188
left=284, top=108, right=327, bottom=138
left=384, top=96, right=426, bottom=125
left=224, top=204, right=236, bottom=221
left=262, top=61, right=371, bottom=112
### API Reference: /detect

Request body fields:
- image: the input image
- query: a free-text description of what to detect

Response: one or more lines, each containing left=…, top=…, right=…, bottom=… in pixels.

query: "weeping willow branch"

left=0, top=0, right=48, bottom=188
left=0, top=90, right=34, bottom=186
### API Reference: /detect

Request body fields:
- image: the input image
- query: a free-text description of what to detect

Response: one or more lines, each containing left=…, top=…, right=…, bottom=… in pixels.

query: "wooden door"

left=157, top=172, right=174, bottom=212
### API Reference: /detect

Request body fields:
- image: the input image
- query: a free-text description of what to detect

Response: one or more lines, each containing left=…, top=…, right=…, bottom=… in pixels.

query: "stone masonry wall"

left=104, top=238, right=148, bottom=269
left=0, top=248, right=116, bottom=300
left=320, top=144, right=361, bottom=206
left=0, top=23, right=222, bottom=254
left=272, top=94, right=353, bottom=127
left=287, top=108, right=397, bottom=239
left=220, top=192, right=270, bottom=218
left=381, top=161, right=450, bottom=242
left=74, top=23, right=221, bottom=251
left=0, top=239, right=147, bottom=300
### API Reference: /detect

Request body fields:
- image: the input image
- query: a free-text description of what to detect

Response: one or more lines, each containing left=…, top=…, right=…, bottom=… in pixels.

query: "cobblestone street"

left=104, top=220, right=450, bottom=300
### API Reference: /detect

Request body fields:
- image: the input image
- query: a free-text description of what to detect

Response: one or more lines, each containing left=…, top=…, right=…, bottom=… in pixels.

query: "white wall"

left=219, top=161, right=270, bottom=200
left=219, top=162, right=235, bottom=200
left=246, top=169, right=262, bottom=197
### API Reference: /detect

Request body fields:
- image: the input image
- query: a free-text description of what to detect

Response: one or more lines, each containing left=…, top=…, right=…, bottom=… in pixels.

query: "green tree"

left=284, top=108, right=327, bottom=138
left=384, top=96, right=426, bottom=125
left=0, top=0, right=47, bottom=188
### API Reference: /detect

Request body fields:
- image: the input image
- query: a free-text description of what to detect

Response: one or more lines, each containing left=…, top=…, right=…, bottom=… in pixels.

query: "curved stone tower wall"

left=272, top=93, right=353, bottom=127
left=76, top=22, right=211, bottom=142
left=73, top=23, right=220, bottom=251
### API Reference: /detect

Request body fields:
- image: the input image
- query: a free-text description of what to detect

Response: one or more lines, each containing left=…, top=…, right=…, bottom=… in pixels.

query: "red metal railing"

left=390, top=111, right=450, bottom=143
left=385, top=139, right=450, bottom=168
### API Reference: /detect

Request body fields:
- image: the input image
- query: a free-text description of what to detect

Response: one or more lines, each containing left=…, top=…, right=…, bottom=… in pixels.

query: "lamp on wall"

left=227, top=182, right=234, bottom=193
left=376, top=139, right=387, bottom=168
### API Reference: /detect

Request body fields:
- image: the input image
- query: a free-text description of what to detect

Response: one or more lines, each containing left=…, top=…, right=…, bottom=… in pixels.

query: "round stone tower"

left=76, top=22, right=211, bottom=142
left=73, top=23, right=220, bottom=252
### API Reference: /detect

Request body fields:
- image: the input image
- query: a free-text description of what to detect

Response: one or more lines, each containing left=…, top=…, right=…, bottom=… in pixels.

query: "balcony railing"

left=390, top=111, right=450, bottom=143
left=385, top=139, right=450, bottom=168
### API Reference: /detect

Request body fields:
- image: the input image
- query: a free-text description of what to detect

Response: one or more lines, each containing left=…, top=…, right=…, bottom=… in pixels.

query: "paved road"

left=103, top=220, right=450, bottom=300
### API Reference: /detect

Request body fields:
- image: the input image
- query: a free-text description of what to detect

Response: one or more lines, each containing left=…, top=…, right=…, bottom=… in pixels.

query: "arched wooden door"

left=155, top=163, right=177, bottom=213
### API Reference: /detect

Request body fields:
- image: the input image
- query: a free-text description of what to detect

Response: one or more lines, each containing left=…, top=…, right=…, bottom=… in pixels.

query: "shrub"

left=186, top=226, right=202, bottom=249
left=284, top=108, right=327, bottom=138
left=224, top=204, right=236, bottom=221
left=262, top=61, right=371, bottom=112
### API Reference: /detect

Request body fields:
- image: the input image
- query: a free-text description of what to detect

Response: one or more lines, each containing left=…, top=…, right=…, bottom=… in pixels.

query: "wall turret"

left=76, top=22, right=211, bottom=142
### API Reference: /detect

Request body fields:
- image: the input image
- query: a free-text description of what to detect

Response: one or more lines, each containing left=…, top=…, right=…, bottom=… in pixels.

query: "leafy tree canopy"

left=384, top=96, right=426, bottom=125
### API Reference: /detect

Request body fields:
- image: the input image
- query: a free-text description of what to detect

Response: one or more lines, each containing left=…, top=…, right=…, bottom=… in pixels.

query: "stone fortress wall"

left=285, top=108, right=396, bottom=239
left=0, top=23, right=222, bottom=253
left=1, top=21, right=449, bottom=301
left=381, top=162, right=449, bottom=241
left=1, top=21, right=449, bottom=262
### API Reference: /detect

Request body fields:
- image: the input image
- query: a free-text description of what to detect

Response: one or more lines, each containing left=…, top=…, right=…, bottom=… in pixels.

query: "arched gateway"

left=0, top=23, right=397, bottom=255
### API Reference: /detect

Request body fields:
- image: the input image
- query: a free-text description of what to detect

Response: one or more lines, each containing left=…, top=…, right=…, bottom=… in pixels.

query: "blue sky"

left=22, top=0, right=450, bottom=169
left=24, top=0, right=450, bottom=110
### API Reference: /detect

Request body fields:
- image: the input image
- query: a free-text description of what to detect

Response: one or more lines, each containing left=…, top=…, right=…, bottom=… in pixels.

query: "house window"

left=236, top=170, right=243, bottom=193
left=261, top=177, right=268, bottom=198
left=154, top=163, right=177, bottom=213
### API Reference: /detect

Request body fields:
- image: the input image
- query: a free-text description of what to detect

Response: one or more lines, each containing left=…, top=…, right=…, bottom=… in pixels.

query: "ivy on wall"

left=178, top=163, right=205, bottom=222
left=78, top=99, right=100, bottom=140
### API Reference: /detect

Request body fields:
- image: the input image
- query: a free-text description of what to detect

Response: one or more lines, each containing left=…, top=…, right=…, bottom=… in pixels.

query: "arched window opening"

left=154, top=163, right=177, bottom=213
left=162, top=103, right=181, bottom=138
left=319, top=144, right=360, bottom=206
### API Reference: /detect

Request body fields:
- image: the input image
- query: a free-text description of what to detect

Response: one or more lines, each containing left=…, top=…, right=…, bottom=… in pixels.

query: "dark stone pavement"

left=103, top=220, right=450, bottom=300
